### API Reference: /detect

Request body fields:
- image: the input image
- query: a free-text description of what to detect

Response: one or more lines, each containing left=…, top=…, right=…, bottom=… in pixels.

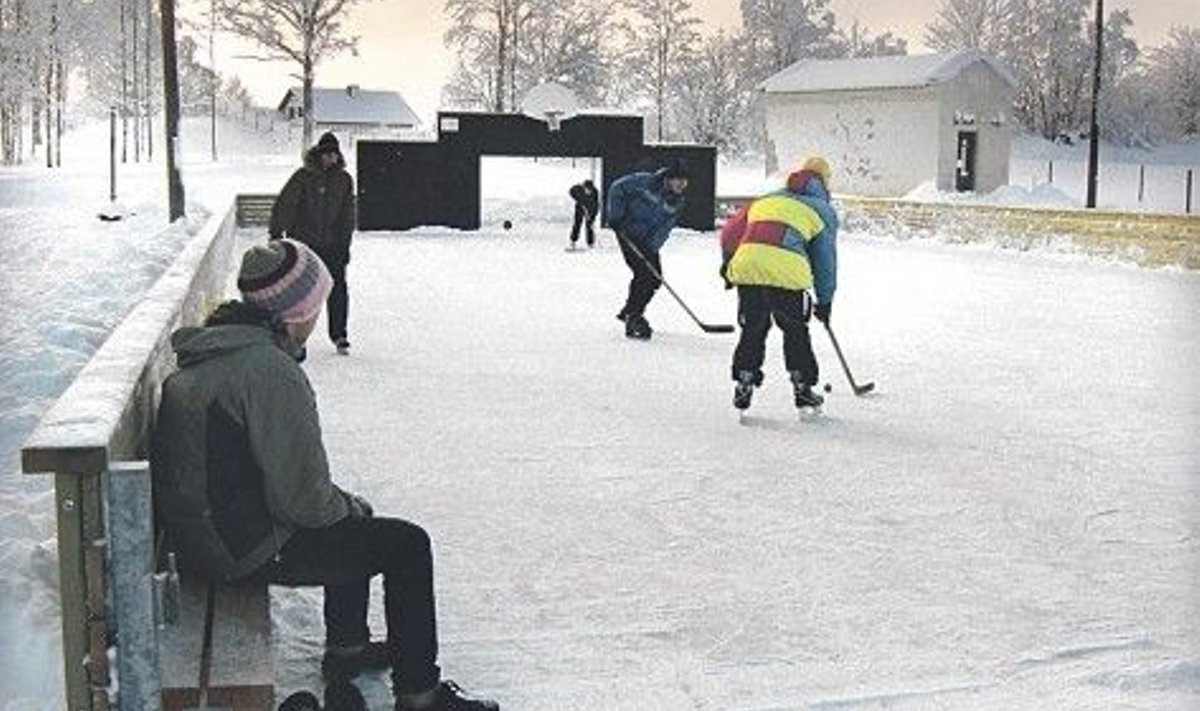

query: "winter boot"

left=790, top=371, right=824, bottom=409
left=615, top=306, right=629, bottom=322
left=732, top=370, right=758, bottom=410
left=625, top=314, right=652, bottom=340
left=334, top=337, right=351, bottom=355
left=394, top=680, right=499, bottom=711
left=322, top=641, right=391, bottom=682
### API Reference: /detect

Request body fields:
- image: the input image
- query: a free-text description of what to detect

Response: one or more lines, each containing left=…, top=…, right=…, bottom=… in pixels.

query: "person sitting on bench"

left=151, top=239, right=499, bottom=711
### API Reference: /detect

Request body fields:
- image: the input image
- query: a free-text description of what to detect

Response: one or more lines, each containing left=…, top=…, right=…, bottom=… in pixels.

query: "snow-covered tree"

left=620, top=0, right=702, bottom=142
left=444, top=0, right=540, bottom=112
left=215, top=0, right=366, bottom=148
left=925, top=0, right=1014, bottom=55
left=515, top=2, right=619, bottom=109
left=841, top=21, right=908, bottom=58
left=739, top=0, right=842, bottom=79
left=671, top=30, right=748, bottom=151
left=1147, top=27, right=1200, bottom=137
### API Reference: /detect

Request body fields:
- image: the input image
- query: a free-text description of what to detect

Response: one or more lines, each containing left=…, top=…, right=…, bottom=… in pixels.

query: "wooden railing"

left=21, top=202, right=240, bottom=711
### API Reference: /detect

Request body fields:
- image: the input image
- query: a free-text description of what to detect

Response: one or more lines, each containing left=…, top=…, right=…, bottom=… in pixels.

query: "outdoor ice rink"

left=277, top=222, right=1199, bottom=710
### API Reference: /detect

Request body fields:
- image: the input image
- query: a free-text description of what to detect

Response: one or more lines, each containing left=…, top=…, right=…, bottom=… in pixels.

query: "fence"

left=21, top=203, right=239, bottom=710
left=1010, top=158, right=1197, bottom=214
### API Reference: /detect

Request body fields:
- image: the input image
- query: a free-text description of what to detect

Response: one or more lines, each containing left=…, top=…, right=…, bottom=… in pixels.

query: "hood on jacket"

left=172, top=301, right=289, bottom=368
left=785, top=170, right=830, bottom=201
left=303, top=145, right=347, bottom=172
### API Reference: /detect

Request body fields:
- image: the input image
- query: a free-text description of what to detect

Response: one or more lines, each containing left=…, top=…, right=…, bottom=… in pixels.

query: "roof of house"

left=279, top=86, right=421, bottom=127
left=761, top=50, right=1017, bottom=94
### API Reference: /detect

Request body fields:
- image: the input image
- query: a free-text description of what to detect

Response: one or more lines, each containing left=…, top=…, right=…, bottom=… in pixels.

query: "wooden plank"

left=160, top=579, right=274, bottom=711
left=55, top=474, right=92, bottom=711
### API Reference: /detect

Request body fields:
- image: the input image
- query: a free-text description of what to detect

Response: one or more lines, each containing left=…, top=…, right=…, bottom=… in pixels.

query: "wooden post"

left=1138, top=165, right=1144, bottom=203
left=1048, top=160, right=1054, bottom=185
left=160, top=0, right=186, bottom=221
left=53, top=473, right=92, bottom=711
left=1187, top=169, right=1194, bottom=215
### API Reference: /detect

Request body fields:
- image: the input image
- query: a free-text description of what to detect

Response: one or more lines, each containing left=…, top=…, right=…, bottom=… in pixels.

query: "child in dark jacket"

left=568, top=179, right=599, bottom=248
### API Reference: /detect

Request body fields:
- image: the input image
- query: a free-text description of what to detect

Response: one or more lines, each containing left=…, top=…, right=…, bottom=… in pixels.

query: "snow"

left=1, top=118, right=1198, bottom=711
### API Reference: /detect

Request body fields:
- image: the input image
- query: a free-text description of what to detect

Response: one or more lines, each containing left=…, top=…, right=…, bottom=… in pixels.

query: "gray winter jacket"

left=151, top=304, right=350, bottom=581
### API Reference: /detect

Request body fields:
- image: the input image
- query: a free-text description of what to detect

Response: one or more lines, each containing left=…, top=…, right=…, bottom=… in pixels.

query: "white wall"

left=935, top=62, right=1015, bottom=193
left=764, top=89, right=941, bottom=197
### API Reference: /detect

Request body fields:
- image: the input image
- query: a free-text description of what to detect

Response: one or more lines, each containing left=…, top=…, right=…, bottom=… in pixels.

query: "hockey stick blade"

left=853, top=382, right=876, bottom=396
left=702, top=323, right=736, bottom=333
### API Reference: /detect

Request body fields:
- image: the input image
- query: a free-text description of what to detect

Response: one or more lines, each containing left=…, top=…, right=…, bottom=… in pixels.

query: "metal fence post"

left=107, top=461, right=162, bottom=711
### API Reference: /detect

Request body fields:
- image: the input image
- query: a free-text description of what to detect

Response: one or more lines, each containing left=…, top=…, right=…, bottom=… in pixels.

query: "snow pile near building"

left=902, top=180, right=1078, bottom=208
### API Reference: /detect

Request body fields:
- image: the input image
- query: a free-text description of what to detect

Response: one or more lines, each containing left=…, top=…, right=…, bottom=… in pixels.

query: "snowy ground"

left=0, top=118, right=1197, bottom=710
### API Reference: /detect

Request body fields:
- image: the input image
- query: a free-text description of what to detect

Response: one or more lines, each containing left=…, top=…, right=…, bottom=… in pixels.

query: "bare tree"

left=216, top=0, right=366, bottom=148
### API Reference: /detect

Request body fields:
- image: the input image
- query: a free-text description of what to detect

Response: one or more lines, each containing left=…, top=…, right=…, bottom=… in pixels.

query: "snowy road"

left=280, top=223, right=1200, bottom=710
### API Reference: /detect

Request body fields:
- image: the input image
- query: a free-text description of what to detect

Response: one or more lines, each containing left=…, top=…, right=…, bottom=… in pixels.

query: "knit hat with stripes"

left=237, top=239, right=332, bottom=325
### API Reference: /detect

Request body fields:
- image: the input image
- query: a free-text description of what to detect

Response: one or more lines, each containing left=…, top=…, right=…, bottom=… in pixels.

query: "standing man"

left=719, top=156, right=839, bottom=411
left=152, top=239, right=500, bottom=711
left=606, top=159, right=689, bottom=340
left=270, top=131, right=355, bottom=355
left=567, top=178, right=599, bottom=249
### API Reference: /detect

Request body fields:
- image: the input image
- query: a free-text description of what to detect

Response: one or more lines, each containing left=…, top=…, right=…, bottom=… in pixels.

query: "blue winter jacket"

left=606, top=168, right=686, bottom=252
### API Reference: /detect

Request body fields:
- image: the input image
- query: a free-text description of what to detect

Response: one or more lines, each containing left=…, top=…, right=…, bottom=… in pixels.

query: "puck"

left=823, top=383, right=832, bottom=393
left=502, top=219, right=513, bottom=230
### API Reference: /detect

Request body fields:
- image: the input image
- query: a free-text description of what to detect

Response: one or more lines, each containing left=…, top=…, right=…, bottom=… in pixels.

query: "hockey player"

left=606, top=159, right=690, bottom=339
left=719, top=156, right=839, bottom=411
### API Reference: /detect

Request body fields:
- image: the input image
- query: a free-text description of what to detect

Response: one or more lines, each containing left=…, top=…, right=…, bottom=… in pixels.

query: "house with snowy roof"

left=277, top=85, right=421, bottom=144
left=761, top=50, right=1017, bottom=197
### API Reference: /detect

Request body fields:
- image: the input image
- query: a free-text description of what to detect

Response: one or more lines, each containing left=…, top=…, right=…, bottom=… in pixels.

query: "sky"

left=203, top=0, right=1200, bottom=135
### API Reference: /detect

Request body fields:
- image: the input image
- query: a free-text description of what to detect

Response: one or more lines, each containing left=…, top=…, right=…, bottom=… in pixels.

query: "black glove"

left=343, top=491, right=374, bottom=519
left=814, top=301, right=832, bottom=325
left=719, top=262, right=733, bottom=290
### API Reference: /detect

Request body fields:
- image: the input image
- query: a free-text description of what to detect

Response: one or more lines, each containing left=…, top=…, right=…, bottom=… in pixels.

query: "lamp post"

left=1085, top=0, right=1104, bottom=209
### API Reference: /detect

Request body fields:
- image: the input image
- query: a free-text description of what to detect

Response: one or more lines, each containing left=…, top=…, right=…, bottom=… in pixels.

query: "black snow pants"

left=731, top=285, right=819, bottom=386
left=246, top=515, right=440, bottom=694
left=616, top=233, right=662, bottom=318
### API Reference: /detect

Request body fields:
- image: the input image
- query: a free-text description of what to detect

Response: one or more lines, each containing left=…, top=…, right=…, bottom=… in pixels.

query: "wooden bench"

left=21, top=201, right=274, bottom=711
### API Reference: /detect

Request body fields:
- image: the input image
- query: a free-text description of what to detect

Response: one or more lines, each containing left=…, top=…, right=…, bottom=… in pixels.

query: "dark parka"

left=605, top=168, right=685, bottom=252
left=269, top=147, right=355, bottom=265
left=151, top=303, right=351, bottom=582
left=569, top=180, right=599, bottom=218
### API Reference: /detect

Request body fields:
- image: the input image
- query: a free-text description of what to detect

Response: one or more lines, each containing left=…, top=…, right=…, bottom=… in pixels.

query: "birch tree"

left=1147, top=27, right=1200, bottom=137
left=216, top=0, right=365, bottom=148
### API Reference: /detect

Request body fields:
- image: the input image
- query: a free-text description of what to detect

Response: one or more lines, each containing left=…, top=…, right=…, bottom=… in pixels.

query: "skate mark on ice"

left=809, top=680, right=998, bottom=709
left=1015, top=636, right=1158, bottom=669
left=737, top=413, right=839, bottom=432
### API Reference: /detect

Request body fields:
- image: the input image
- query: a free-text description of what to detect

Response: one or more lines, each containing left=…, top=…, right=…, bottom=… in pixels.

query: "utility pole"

left=160, top=0, right=185, bottom=220
left=209, top=0, right=218, bottom=161
left=1085, top=0, right=1104, bottom=209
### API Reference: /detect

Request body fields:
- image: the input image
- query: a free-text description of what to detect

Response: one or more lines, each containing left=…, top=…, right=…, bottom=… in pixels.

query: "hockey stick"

left=824, top=322, right=875, bottom=395
left=613, top=230, right=735, bottom=334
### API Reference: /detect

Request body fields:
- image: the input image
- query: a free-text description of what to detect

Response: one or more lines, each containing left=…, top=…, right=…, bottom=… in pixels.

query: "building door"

left=955, top=132, right=977, bottom=192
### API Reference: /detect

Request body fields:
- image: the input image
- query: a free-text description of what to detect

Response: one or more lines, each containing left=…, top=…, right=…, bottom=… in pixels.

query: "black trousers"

left=732, top=285, right=819, bottom=386
left=570, top=204, right=596, bottom=245
left=616, top=234, right=661, bottom=317
left=247, top=516, right=440, bottom=694
left=325, top=259, right=349, bottom=343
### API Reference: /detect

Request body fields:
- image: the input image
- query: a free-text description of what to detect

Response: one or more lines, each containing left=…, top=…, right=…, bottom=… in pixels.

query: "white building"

left=761, top=51, right=1017, bottom=197
left=277, top=85, right=421, bottom=144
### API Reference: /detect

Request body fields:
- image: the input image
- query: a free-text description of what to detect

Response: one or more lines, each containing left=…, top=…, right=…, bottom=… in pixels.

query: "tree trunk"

left=160, top=0, right=186, bottom=219
left=144, top=0, right=154, bottom=159
left=132, top=0, right=141, bottom=162
left=120, top=0, right=129, bottom=163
